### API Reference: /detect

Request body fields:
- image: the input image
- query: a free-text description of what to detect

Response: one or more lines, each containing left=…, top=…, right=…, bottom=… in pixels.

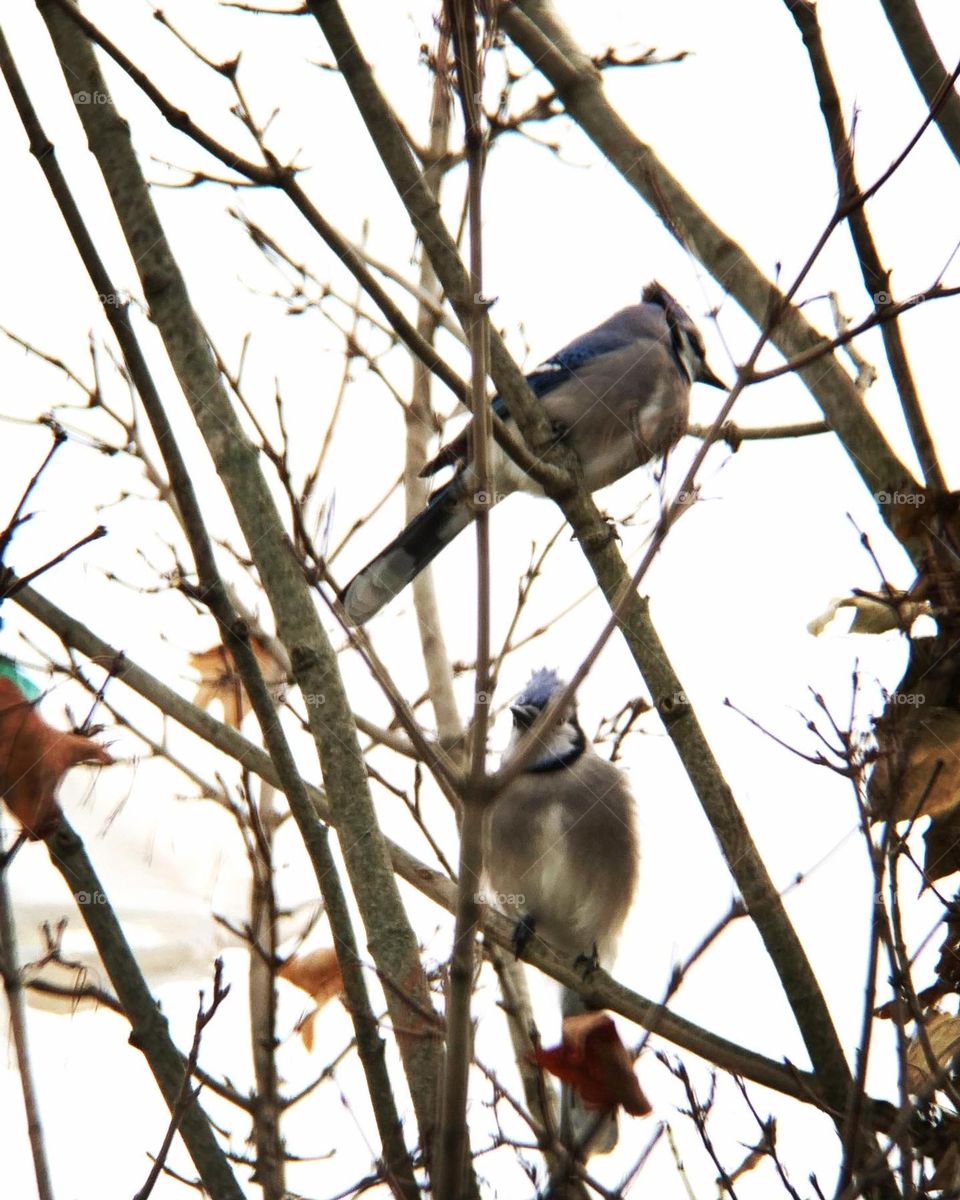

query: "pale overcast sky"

left=1, top=1, right=959, bottom=1197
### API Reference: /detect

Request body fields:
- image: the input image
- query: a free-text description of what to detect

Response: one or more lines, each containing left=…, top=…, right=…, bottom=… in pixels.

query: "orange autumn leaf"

left=279, top=946, right=343, bottom=1051
left=0, top=678, right=112, bottom=839
left=279, top=946, right=343, bottom=1002
left=533, top=1011, right=651, bottom=1117
left=190, top=638, right=287, bottom=729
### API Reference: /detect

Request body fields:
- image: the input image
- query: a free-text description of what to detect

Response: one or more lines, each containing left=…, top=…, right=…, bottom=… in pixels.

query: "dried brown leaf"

left=930, top=1140, right=960, bottom=1192
left=279, top=946, right=343, bottom=1051
left=533, top=1011, right=651, bottom=1117
left=870, top=706, right=960, bottom=825
left=727, top=1122, right=776, bottom=1186
left=807, top=592, right=928, bottom=637
left=190, top=638, right=286, bottom=729
left=905, top=1011, right=960, bottom=1093
left=925, top=811, right=960, bottom=883
left=0, top=679, right=112, bottom=838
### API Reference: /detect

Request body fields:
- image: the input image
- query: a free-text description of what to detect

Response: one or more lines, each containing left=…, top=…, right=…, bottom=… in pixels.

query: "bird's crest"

left=643, top=280, right=708, bottom=385
left=516, top=667, right=564, bottom=711
left=642, top=280, right=691, bottom=328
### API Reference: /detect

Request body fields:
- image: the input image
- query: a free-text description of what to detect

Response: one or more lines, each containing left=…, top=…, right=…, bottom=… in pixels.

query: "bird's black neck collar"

left=666, top=318, right=695, bottom=385
left=527, top=718, right=586, bottom=773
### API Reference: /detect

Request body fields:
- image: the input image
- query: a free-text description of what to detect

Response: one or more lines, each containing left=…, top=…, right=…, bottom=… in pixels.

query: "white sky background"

left=1, top=0, right=959, bottom=1197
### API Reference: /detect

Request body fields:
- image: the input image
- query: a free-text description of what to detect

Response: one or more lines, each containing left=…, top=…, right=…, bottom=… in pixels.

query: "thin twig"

left=0, top=425, right=67, bottom=566
left=0, top=830, right=56, bottom=1200
left=785, top=0, right=946, bottom=495
left=435, top=3, right=494, bottom=1195
left=133, top=960, right=231, bottom=1200
left=1, top=526, right=107, bottom=599
left=30, top=11, right=431, bottom=1184
left=7, top=584, right=893, bottom=1122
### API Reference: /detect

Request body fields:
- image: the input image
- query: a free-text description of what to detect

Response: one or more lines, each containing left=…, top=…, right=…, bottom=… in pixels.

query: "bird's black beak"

left=698, top=361, right=728, bottom=390
left=510, top=703, right=539, bottom=730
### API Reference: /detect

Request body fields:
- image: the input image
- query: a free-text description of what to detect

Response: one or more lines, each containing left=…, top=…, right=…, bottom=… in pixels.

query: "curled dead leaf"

left=0, top=678, right=112, bottom=838
left=807, top=592, right=928, bottom=637
left=876, top=981, right=957, bottom=1020
left=869, top=706, right=960, bottom=826
left=924, top=810, right=960, bottom=883
left=533, top=1011, right=651, bottom=1117
left=931, top=1140, right=960, bottom=1193
left=727, top=1119, right=776, bottom=1185
left=190, top=638, right=287, bottom=730
left=905, top=1011, right=960, bottom=1094
left=889, top=486, right=960, bottom=545
left=279, top=946, right=343, bottom=1051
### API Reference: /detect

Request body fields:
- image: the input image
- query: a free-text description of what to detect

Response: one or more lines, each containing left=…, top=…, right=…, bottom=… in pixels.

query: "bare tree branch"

left=500, top=0, right=913, bottom=519
left=7, top=580, right=885, bottom=1122
left=0, top=835, right=56, bottom=1200
left=435, top=5, right=494, bottom=1195
left=785, top=0, right=945, bottom=495
left=879, top=0, right=960, bottom=168
left=24, top=11, right=428, bottom=1189
left=133, top=959, right=231, bottom=1200
left=41, top=816, right=244, bottom=1198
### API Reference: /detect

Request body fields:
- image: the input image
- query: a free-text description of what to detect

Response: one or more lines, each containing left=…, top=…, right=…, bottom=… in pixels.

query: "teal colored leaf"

left=0, top=657, right=41, bottom=701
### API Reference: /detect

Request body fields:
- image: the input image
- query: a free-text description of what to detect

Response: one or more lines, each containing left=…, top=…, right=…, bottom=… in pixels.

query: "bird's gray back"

left=543, top=339, right=690, bottom=490
left=567, top=302, right=670, bottom=350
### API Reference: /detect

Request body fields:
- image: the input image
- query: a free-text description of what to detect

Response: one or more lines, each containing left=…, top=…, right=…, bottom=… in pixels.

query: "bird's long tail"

left=340, top=479, right=474, bottom=625
left=560, top=986, right=619, bottom=1160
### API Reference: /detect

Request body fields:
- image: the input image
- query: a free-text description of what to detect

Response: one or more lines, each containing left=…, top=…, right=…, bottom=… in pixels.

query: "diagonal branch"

left=304, top=0, right=571, bottom=485
left=22, top=9, right=427, bottom=1189
left=879, top=0, right=960, bottom=169
left=0, top=425, right=66, bottom=568
left=435, top=4, right=492, bottom=1195
left=43, top=818, right=244, bottom=1199
left=501, top=0, right=912, bottom=519
left=0, top=836, right=56, bottom=1200
left=785, top=0, right=945, bottom=495
left=299, top=1, right=896, bottom=1160
left=9, top=578, right=894, bottom=1125
left=133, top=959, right=231, bottom=1200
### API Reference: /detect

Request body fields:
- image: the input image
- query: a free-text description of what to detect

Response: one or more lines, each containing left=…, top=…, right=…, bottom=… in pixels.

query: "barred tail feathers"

left=340, top=480, right=474, bottom=625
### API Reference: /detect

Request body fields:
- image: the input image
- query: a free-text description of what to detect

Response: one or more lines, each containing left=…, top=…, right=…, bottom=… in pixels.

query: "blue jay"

left=483, top=669, right=640, bottom=1158
left=340, top=284, right=724, bottom=624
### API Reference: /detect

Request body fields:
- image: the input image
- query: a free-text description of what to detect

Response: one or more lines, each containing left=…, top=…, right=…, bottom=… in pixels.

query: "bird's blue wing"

left=520, top=323, right=640, bottom=399
left=420, top=321, right=637, bottom=477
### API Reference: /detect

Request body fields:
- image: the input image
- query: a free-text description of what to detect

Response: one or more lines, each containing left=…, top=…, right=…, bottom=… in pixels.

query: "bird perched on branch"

left=484, top=668, right=640, bottom=1158
left=340, top=284, right=725, bottom=624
